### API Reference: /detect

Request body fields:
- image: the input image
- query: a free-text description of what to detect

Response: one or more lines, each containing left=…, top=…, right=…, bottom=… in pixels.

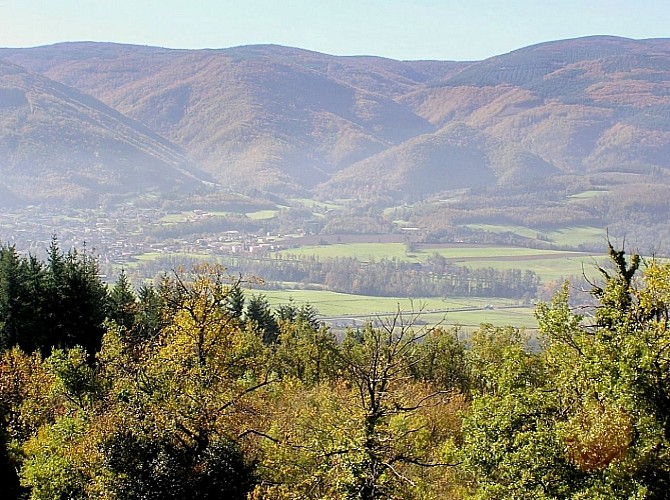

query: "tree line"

left=209, top=252, right=540, bottom=300
left=0, top=242, right=669, bottom=498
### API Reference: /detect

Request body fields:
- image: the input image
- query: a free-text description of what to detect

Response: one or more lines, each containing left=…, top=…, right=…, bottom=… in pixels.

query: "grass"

left=418, top=246, right=582, bottom=259
left=257, top=289, right=538, bottom=330
left=132, top=252, right=167, bottom=262
left=465, top=224, right=541, bottom=240
left=544, top=226, right=606, bottom=248
left=245, top=210, right=278, bottom=220
left=567, top=190, right=608, bottom=200
left=160, top=209, right=275, bottom=224
left=158, top=212, right=191, bottom=223
left=288, top=198, right=343, bottom=210
left=278, top=243, right=414, bottom=261
left=459, top=223, right=607, bottom=248
left=279, top=242, right=589, bottom=262
left=277, top=241, right=603, bottom=281
left=124, top=251, right=212, bottom=267
left=462, top=255, right=604, bottom=281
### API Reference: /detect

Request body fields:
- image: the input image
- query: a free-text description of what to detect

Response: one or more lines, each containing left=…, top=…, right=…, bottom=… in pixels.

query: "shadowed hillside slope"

left=2, top=43, right=465, bottom=194
left=0, top=60, right=211, bottom=206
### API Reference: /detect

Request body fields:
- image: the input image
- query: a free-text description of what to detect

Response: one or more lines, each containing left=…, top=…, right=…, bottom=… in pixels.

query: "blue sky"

left=2, top=0, right=669, bottom=60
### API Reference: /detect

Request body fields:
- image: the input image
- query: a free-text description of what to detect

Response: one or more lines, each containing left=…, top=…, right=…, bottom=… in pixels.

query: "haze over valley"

left=2, top=36, right=670, bottom=304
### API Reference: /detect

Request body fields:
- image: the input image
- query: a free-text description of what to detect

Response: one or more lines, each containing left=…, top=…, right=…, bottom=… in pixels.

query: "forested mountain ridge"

left=2, top=36, right=670, bottom=202
left=404, top=36, right=670, bottom=172
left=0, top=59, right=212, bottom=206
left=0, top=43, right=462, bottom=195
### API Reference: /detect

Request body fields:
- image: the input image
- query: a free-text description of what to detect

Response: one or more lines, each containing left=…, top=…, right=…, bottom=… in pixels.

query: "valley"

left=2, top=35, right=670, bottom=328
left=1, top=188, right=609, bottom=331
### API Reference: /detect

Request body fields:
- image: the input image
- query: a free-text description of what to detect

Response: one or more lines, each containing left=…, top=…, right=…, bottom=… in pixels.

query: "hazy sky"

left=2, top=0, right=669, bottom=61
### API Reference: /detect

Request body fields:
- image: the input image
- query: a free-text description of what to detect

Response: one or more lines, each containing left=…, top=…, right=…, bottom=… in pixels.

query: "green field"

left=464, top=224, right=606, bottom=248
left=125, top=251, right=213, bottom=267
left=259, top=289, right=538, bottom=330
left=567, top=190, right=608, bottom=200
left=277, top=243, right=601, bottom=281
left=124, top=236, right=606, bottom=330
left=266, top=240, right=609, bottom=329
left=418, top=246, right=582, bottom=259
left=158, top=212, right=192, bottom=223
left=460, top=254, right=604, bottom=281
left=544, top=226, right=605, bottom=247
left=464, top=224, right=541, bottom=239
left=159, top=209, right=276, bottom=223
left=280, top=243, right=592, bottom=261
left=288, top=198, right=343, bottom=211
left=279, top=242, right=414, bottom=261
left=245, top=210, right=278, bottom=220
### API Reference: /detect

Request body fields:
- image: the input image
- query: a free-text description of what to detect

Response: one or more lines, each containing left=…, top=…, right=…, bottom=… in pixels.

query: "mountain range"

left=2, top=36, right=670, bottom=206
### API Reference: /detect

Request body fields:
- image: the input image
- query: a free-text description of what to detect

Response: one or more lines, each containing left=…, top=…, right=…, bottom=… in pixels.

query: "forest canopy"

left=0, top=242, right=669, bottom=499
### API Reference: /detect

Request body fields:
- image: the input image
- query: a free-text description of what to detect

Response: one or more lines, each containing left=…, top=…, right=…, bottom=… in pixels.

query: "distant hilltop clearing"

left=1, top=36, right=670, bottom=205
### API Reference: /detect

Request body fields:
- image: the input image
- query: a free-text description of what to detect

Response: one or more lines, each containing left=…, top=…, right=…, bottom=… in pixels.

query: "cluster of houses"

left=0, top=205, right=298, bottom=270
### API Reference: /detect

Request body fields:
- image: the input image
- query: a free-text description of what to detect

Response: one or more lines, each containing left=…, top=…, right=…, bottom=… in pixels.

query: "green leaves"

left=6, top=248, right=670, bottom=498
left=464, top=248, right=670, bottom=498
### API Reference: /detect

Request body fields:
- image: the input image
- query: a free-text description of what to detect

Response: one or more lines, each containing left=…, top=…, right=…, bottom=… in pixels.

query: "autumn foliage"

left=0, top=244, right=669, bottom=498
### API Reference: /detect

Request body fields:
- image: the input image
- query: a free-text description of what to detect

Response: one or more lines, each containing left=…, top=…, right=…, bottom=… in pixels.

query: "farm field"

left=464, top=224, right=540, bottom=239
left=464, top=224, right=605, bottom=248
left=113, top=235, right=617, bottom=334
left=259, top=289, right=538, bottom=330
left=278, top=242, right=414, bottom=261
left=245, top=210, right=279, bottom=220
left=545, top=226, right=605, bottom=247
left=279, top=242, right=593, bottom=260
left=567, top=190, right=609, bottom=200
left=277, top=242, right=603, bottom=281
left=460, top=254, right=604, bottom=281
left=264, top=238, right=612, bottom=330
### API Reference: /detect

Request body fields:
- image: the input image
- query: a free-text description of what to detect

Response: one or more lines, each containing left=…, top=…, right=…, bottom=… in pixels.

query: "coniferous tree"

left=134, top=284, right=166, bottom=342
left=0, top=244, right=27, bottom=351
left=0, top=244, right=46, bottom=352
left=275, top=297, right=298, bottom=323
left=245, top=294, right=279, bottom=345
left=225, top=285, right=246, bottom=320
left=41, top=238, right=108, bottom=355
left=108, top=270, right=137, bottom=331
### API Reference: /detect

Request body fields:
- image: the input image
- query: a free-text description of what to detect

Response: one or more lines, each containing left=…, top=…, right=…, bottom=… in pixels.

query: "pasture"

left=464, top=224, right=606, bottom=248
left=276, top=242, right=603, bottom=282
left=267, top=237, right=610, bottom=329
left=259, top=289, right=538, bottom=330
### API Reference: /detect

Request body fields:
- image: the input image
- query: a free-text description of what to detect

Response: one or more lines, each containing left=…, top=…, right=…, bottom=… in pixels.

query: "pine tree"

left=0, top=244, right=46, bottom=352
left=108, top=270, right=137, bottom=331
left=42, top=238, right=108, bottom=355
left=245, top=294, right=279, bottom=345
left=225, top=285, right=245, bottom=320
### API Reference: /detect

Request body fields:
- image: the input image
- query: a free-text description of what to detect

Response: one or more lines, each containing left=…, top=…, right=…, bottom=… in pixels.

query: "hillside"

left=0, top=60, right=211, bottom=206
left=334, top=36, right=670, bottom=198
left=323, top=122, right=558, bottom=199
left=403, top=36, right=670, bottom=175
left=2, top=36, right=670, bottom=202
left=1, top=43, right=464, bottom=195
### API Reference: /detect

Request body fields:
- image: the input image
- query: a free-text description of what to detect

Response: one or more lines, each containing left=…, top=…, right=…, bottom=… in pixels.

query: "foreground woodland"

left=0, top=241, right=669, bottom=499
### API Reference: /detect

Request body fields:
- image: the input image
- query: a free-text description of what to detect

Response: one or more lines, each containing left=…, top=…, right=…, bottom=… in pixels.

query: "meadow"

left=122, top=201, right=611, bottom=331
left=260, top=288, right=539, bottom=330
left=259, top=236, right=608, bottom=329
left=276, top=242, right=603, bottom=282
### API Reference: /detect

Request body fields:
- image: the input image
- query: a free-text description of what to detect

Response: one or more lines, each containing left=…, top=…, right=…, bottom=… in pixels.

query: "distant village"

left=1, top=205, right=297, bottom=276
